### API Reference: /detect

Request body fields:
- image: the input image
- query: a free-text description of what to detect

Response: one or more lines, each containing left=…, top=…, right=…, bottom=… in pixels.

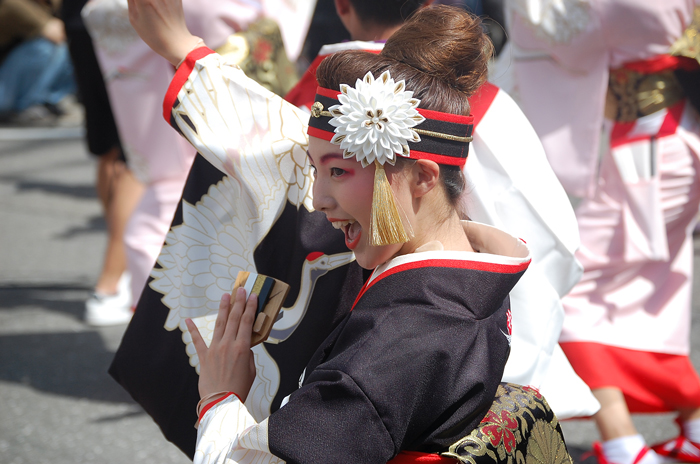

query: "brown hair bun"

left=316, top=5, right=493, bottom=116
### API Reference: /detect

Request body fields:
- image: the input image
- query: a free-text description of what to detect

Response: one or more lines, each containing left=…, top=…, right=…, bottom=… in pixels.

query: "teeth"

left=331, top=219, right=355, bottom=229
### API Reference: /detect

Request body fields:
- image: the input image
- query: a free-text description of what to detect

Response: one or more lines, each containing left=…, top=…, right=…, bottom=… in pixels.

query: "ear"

left=335, top=0, right=351, bottom=17
left=412, top=159, right=440, bottom=198
left=421, top=0, right=437, bottom=7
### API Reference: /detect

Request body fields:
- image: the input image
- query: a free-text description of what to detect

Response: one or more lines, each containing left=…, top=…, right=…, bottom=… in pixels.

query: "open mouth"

left=331, top=219, right=362, bottom=250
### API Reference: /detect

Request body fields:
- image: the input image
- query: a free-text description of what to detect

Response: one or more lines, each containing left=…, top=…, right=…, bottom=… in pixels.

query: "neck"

left=351, top=23, right=402, bottom=42
left=401, top=201, right=473, bottom=255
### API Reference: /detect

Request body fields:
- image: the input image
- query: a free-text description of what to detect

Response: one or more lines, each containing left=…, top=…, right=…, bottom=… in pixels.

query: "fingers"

left=236, top=293, right=258, bottom=347
left=224, top=287, right=248, bottom=339
left=185, top=318, right=208, bottom=359
left=212, top=292, right=231, bottom=342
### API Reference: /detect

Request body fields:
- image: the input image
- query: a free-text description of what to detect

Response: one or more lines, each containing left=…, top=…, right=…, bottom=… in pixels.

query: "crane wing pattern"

left=149, top=54, right=355, bottom=420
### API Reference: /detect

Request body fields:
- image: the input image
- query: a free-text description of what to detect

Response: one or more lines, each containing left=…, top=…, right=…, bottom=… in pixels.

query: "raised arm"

left=127, top=0, right=203, bottom=66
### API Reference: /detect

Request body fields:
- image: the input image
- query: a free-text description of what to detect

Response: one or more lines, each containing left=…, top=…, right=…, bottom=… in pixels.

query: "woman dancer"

left=129, top=2, right=533, bottom=462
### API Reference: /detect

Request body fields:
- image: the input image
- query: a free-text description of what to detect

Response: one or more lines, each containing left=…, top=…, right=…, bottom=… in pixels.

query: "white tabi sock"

left=683, top=418, right=700, bottom=443
left=602, top=435, right=660, bottom=464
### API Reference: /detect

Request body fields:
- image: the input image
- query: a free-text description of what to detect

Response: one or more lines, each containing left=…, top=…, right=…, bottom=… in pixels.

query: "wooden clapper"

left=231, top=271, right=290, bottom=346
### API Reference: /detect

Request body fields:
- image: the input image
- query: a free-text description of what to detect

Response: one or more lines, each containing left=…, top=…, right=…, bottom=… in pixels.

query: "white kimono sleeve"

left=164, top=49, right=314, bottom=216
left=196, top=395, right=284, bottom=464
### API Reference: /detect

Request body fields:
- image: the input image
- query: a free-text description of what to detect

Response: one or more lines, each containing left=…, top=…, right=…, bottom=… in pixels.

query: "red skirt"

left=561, top=341, right=700, bottom=413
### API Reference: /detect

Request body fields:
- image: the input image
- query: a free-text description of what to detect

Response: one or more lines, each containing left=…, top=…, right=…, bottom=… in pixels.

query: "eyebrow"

left=320, top=153, right=344, bottom=164
left=306, top=150, right=344, bottom=165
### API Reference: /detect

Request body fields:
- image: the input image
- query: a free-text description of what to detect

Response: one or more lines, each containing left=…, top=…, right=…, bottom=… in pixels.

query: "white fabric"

left=261, top=0, right=316, bottom=61
left=465, top=88, right=599, bottom=417
left=560, top=105, right=700, bottom=355
left=196, top=395, right=280, bottom=464
left=602, top=435, right=660, bottom=464
left=371, top=221, right=532, bottom=285
left=684, top=418, right=700, bottom=443
left=501, top=0, right=698, bottom=198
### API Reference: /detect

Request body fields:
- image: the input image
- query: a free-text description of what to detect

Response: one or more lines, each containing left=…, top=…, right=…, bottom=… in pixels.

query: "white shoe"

left=85, top=273, right=133, bottom=326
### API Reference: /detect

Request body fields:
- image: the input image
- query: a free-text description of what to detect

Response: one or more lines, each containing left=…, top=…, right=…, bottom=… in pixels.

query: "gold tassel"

left=369, top=160, right=412, bottom=246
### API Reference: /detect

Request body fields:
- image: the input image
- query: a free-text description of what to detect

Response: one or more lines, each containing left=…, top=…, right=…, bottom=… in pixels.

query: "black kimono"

left=194, top=222, right=530, bottom=464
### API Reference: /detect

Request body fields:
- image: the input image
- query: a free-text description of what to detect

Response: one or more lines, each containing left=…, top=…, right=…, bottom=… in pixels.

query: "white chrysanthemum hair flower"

left=327, top=71, right=426, bottom=167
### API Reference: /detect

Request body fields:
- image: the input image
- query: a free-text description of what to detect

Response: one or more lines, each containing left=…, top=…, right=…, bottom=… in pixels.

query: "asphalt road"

left=1, top=126, right=698, bottom=463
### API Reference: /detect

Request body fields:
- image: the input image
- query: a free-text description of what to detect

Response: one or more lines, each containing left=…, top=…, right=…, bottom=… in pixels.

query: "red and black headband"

left=308, top=83, right=473, bottom=168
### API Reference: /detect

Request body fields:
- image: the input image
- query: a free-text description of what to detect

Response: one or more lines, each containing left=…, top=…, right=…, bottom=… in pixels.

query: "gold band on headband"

left=311, top=101, right=473, bottom=144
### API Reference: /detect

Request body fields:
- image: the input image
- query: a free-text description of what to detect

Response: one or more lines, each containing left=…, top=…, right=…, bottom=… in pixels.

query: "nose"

left=312, top=177, right=335, bottom=212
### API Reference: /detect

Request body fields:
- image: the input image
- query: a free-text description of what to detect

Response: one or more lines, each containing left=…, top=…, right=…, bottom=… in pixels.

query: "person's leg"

left=42, top=43, right=77, bottom=107
left=593, top=389, right=661, bottom=464
left=85, top=154, right=144, bottom=325
left=0, top=40, right=48, bottom=113
left=0, top=38, right=73, bottom=112
left=94, top=149, right=144, bottom=295
left=593, top=388, right=637, bottom=441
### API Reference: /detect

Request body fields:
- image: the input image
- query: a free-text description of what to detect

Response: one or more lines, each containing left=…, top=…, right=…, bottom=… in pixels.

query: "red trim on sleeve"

left=469, top=82, right=499, bottom=129
left=162, top=47, right=216, bottom=123
left=198, top=392, right=241, bottom=423
left=388, top=451, right=457, bottom=463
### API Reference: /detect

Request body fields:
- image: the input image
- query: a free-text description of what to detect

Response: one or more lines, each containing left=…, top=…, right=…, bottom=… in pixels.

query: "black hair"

left=350, top=0, right=427, bottom=27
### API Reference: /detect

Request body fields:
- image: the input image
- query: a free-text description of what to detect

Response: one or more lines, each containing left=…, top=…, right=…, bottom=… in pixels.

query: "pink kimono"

left=81, top=0, right=263, bottom=303
left=506, top=0, right=700, bottom=412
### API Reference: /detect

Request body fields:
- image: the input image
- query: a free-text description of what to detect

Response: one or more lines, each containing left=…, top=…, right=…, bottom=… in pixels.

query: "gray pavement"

left=0, top=127, right=189, bottom=464
left=0, top=126, right=698, bottom=463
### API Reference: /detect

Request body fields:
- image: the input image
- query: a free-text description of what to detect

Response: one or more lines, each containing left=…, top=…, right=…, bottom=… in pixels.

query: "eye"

left=309, top=164, right=317, bottom=178
left=330, top=167, right=345, bottom=177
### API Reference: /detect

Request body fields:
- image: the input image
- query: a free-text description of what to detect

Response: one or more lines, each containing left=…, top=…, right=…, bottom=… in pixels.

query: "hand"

left=127, top=0, right=204, bottom=66
left=41, top=18, right=65, bottom=44
left=186, top=289, right=258, bottom=401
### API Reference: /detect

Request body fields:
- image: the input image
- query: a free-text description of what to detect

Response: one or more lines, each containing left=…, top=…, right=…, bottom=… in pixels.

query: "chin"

left=353, top=245, right=401, bottom=270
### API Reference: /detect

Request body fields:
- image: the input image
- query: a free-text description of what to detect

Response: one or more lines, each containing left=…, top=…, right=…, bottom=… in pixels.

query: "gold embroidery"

left=441, top=383, right=573, bottom=464
left=414, top=128, right=473, bottom=143
left=670, top=7, right=700, bottom=65
left=605, top=69, right=684, bottom=122
left=215, top=18, right=299, bottom=96
left=310, top=102, right=331, bottom=118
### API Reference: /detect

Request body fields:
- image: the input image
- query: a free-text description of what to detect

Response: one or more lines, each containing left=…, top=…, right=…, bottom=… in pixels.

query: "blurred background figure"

left=80, top=0, right=266, bottom=313
left=501, top=1, right=700, bottom=463
left=0, top=0, right=77, bottom=125
left=79, top=0, right=312, bottom=320
left=62, top=0, right=144, bottom=326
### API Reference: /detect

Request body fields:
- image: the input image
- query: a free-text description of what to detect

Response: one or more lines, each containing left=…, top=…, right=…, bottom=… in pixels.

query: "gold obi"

left=605, top=6, right=700, bottom=122
left=605, top=68, right=684, bottom=122
left=215, top=18, right=299, bottom=97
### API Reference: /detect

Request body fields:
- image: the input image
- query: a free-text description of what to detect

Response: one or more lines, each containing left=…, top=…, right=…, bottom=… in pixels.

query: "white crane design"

left=268, top=251, right=354, bottom=344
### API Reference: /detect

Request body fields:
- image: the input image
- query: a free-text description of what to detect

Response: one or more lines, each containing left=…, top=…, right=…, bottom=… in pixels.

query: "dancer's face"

left=308, top=136, right=406, bottom=269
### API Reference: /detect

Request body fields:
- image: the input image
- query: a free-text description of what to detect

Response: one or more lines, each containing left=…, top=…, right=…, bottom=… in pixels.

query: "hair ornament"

left=326, top=71, right=425, bottom=167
